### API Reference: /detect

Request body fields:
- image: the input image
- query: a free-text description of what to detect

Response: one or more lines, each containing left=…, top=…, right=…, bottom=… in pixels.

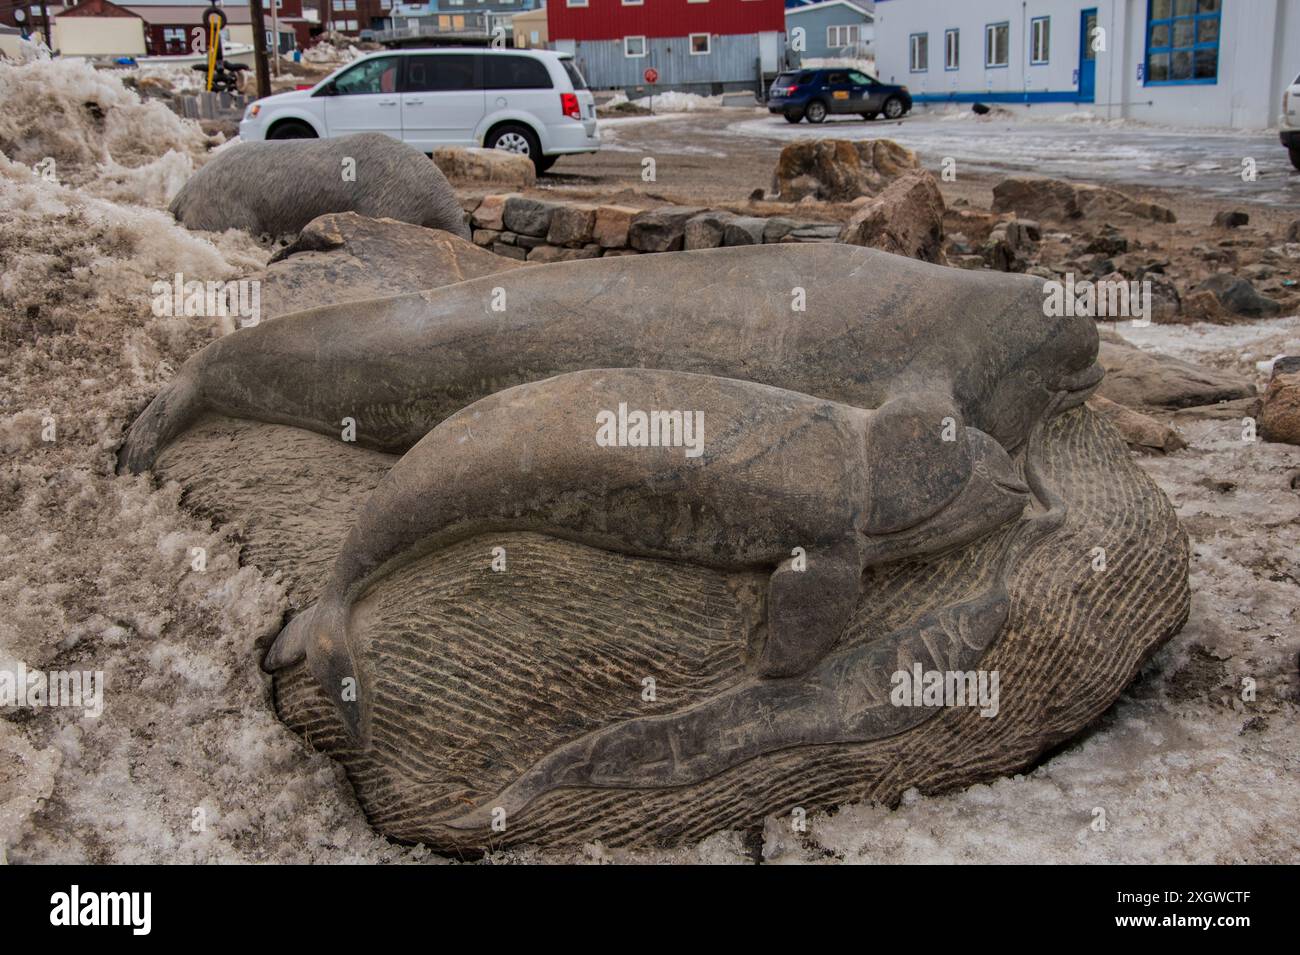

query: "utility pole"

left=271, top=0, right=280, bottom=77
left=248, top=0, right=272, bottom=97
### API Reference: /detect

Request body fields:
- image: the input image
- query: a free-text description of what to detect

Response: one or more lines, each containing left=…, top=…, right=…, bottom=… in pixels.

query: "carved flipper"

left=755, top=542, right=864, bottom=678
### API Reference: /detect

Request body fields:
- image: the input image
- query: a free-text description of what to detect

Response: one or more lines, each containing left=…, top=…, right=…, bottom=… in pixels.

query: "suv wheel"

left=805, top=100, right=828, bottom=124
left=486, top=123, right=543, bottom=169
left=268, top=120, right=317, bottom=140
left=783, top=111, right=803, bottom=124
left=883, top=97, right=905, bottom=120
left=861, top=112, right=878, bottom=121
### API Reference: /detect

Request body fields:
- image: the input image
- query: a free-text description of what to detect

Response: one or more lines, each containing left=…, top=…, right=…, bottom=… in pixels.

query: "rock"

left=982, top=219, right=1040, bottom=272
left=1286, top=220, right=1300, bottom=243
left=502, top=197, right=560, bottom=238
left=1096, top=330, right=1256, bottom=409
left=252, top=213, right=521, bottom=321
left=471, top=193, right=516, bottom=231
left=1259, top=356, right=1300, bottom=445
left=546, top=204, right=598, bottom=247
left=1084, top=228, right=1129, bottom=255
left=723, top=216, right=768, bottom=246
left=432, top=146, right=536, bottom=189
left=1179, top=288, right=1228, bottom=324
left=1145, top=276, right=1182, bottom=324
left=992, top=176, right=1176, bottom=224
left=771, top=138, right=920, bottom=202
left=838, top=170, right=946, bottom=263
left=1195, top=272, right=1282, bottom=318
left=593, top=204, right=640, bottom=248
left=492, top=241, right=528, bottom=261
left=527, top=244, right=602, bottom=263
left=472, top=228, right=500, bottom=247
left=762, top=217, right=800, bottom=243
left=684, top=211, right=736, bottom=250
left=629, top=206, right=706, bottom=252
left=782, top=224, right=843, bottom=243
left=1086, top=395, right=1187, bottom=453
left=1212, top=210, right=1249, bottom=229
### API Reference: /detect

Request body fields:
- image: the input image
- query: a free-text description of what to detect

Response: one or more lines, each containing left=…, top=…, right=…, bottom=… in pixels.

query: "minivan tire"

left=883, top=97, right=905, bottom=120
left=267, top=120, right=317, bottom=140
left=485, top=123, right=543, bottom=169
left=805, top=100, right=828, bottom=124
left=535, top=154, right=559, bottom=173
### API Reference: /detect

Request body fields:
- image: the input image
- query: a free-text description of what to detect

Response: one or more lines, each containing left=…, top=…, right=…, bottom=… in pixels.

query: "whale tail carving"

left=117, top=370, right=204, bottom=475
left=265, top=599, right=371, bottom=748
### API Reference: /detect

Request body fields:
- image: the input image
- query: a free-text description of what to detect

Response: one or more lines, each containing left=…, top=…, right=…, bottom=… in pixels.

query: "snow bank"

left=605, top=90, right=725, bottom=113
left=0, top=58, right=208, bottom=172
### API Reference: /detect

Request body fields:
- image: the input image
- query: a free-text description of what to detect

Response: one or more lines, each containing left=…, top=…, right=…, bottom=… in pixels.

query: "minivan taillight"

left=561, top=92, right=581, bottom=119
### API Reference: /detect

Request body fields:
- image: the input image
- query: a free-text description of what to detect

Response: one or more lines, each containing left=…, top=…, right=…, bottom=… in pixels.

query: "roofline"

left=786, top=0, right=873, bottom=21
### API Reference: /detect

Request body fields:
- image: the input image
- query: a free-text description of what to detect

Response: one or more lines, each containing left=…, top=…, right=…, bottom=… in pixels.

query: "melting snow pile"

left=0, top=57, right=209, bottom=205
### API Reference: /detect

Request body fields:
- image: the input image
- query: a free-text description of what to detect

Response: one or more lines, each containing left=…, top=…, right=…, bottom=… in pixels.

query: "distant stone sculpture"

left=169, top=133, right=469, bottom=240
left=125, top=243, right=1190, bottom=849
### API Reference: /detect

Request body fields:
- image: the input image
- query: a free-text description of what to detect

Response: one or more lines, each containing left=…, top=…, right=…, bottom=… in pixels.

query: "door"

left=1078, top=8, right=1097, bottom=103
left=401, top=53, right=483, bottom=150
left=822, top=70, right=855, bottom=114
left=483, top=53, right=555, bottom=126
left=848, top=70, right=882, bottom=112
left=323, top=55, right=402, bottom=138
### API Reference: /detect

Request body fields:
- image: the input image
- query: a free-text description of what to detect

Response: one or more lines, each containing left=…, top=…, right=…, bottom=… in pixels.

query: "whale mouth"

left=1054, top=362, right=1105, bottom=407
left=994, top=475, right=1031, bottom=497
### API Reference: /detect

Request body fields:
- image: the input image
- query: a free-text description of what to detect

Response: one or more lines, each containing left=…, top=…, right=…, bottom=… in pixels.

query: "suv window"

left=848, top=71, right=874, bottom=85
left=560, top=58, right=587, bottom=90
left=826, top=72, right=849, bottom=84
left=334, top=56, right=400, bottom=95
left=483, top=55, right=552, bottom=90
left=406, top=54, right=476, bottom=92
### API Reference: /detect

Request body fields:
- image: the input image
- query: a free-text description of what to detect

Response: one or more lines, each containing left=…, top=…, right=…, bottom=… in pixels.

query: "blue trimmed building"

left=873, top=0, right=1299, bottom=128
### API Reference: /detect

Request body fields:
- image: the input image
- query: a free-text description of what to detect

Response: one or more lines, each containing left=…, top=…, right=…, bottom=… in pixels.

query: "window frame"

left=689, top=32, right=711, bottom=55
left=623, top=34, right=647, bottom=58
left=1144, top=0, right=1220, bottom=87
left=984, top=20, right=1010, bottom=68
left=944, top=27, right=959, bottom=70
left=908, top=32, right=928, bottom=73
left=1030, top=16, right=1050, bottom=65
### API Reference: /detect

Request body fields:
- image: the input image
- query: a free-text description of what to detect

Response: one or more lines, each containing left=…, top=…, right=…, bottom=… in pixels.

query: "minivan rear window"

left=561, top=59, right=588, bottom=90
left=483, top=55, right=553, bottom=90
left=406, top=54, right=476, bottom=93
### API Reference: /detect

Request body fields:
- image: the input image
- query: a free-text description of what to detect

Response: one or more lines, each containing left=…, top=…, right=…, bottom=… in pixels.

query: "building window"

left=1146, top=0, right=1220, bottom=84
left=566, top=0, right=588, bottom=7
left=944, top=28, right=959, bottom=70
left=985, top=21, right=1009, bottom=68
left=827, top=25, right=860, bottom=49
left=162, top=26, right=185, bottom=52
left=690, top=33, right=711, bottom=54
left=622, top=0, right=643, bottom=5
left=1030, top=16, right=1049, bottom=64
left=909, top=32, right=927, bottom=72
left=624, top=35, right=646, bottom=58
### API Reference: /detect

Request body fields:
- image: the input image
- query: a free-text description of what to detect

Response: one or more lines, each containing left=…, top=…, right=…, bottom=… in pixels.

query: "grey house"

left=786, top=0, right=873, bottom=61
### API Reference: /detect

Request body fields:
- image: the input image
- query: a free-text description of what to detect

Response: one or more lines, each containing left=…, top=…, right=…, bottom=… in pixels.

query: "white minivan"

left=1280, top=71, right=1300, bottom=170
left=239, top=47, right=599, bottom=172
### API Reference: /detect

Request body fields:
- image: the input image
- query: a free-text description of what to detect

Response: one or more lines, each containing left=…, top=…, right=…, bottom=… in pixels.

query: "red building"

left=547, top=0, right=787, bottom=93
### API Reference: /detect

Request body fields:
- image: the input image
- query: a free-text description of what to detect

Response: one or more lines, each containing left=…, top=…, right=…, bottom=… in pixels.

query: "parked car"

left=1280, top=71, right=1300, bottom=170
left=238, top=48, right=599, bottom=172
left=768, top=68, right=912, bottom=124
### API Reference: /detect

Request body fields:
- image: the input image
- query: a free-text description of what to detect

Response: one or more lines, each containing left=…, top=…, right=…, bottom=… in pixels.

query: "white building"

left=873, top=0, right=1300, bottom=128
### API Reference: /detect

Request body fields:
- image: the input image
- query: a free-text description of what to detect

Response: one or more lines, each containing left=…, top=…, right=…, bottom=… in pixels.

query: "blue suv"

left=768, top=68, right=912, bottom=124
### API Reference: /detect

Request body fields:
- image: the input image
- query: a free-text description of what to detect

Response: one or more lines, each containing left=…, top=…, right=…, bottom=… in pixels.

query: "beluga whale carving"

left=122, top=243, right=1188, bottom=850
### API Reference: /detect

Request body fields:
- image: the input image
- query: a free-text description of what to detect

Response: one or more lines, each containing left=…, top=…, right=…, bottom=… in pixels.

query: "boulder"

left=1086, top=395, right=1187, bottom=453
left=771, top=138, right=921, bottom=202
left=762, top=217, right=801, bottom=243
left=781, top=224, right=843, bottom=243
left=471, top=193, right=517, bottom=231
left=628, top=206, right=706, bottom=253
left=252, top=213, right=520, bottom=321
left=684, top=211, right=736, bottom=250
left=1195, top=272, right=1282, bottom=318
left=1097, top=331, right=1256, bottom=409
left=722, top=216, right=768, bottom=246
left=1212, top=210, right=1249, bottom=229
left=992, top=176, right=1176, bottom=224
left=502, top=197, right=560, bottom=238
left=593, top=204, right=640, bottom=248
left=838, top=170, right=946, bottom=263
left=432, top=146, right=536, bottom=189
left=1258, top=356, right=1300, bottom=445
left=546, top=203, right=598, bottom=247
left=1179, top=288, right=1228, bottom=324
left=527, top=244, right=601, bottom=263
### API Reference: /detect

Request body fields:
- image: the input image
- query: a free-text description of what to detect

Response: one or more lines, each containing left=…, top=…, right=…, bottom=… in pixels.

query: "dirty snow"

left=1, top=57, right=1296, bottom=865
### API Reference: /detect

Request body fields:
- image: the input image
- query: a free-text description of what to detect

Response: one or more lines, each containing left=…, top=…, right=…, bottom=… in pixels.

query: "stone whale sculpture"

left=168, top=133, right=470, bottom=240
left=265, top=369, right=1035, bottom=744
left=117, top=244, right=1103, bottom=476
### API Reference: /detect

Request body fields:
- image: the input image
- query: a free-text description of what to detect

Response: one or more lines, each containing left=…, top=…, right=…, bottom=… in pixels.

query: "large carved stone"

left=126, top=243, right=1189, bottom=850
